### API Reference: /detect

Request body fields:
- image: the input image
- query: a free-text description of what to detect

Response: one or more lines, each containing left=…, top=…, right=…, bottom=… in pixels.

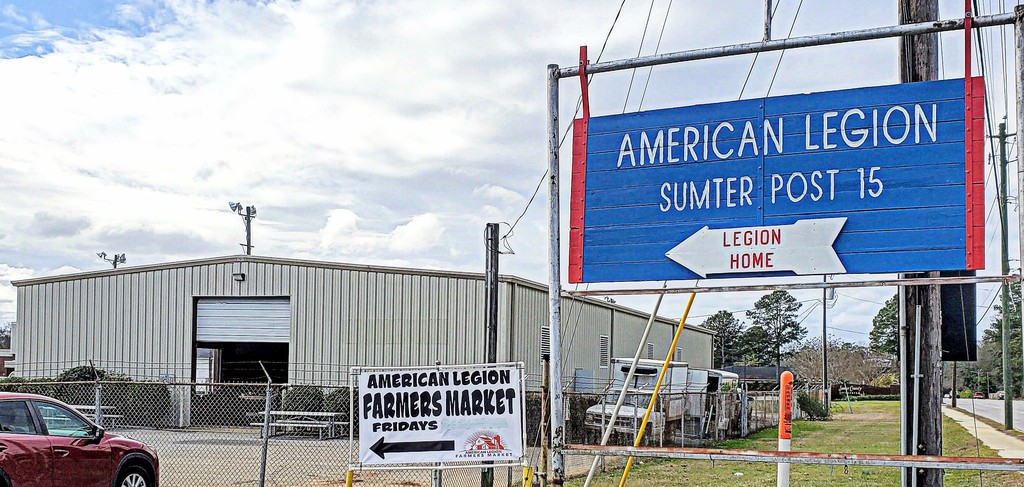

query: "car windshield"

left=603, top=392, right=653, bottom=409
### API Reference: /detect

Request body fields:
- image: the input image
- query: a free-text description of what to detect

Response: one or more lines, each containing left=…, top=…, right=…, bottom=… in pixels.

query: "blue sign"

left=568, top=78, right=985, bottom=283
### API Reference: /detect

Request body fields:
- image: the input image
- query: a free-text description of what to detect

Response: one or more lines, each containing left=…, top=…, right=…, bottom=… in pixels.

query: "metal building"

left=10, top=256, right=714, bottom=387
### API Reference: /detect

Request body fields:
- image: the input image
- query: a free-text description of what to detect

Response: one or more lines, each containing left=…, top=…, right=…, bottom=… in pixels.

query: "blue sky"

left=0, top=0, right=1018, bottom=345
left=0, top=1, right=169, bottom=57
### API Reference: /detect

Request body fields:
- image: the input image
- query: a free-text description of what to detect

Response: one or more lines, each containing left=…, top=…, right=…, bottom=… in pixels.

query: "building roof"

left=722, top=365, right=792, bottom=381
left=11, top=254, right=714, bottom=336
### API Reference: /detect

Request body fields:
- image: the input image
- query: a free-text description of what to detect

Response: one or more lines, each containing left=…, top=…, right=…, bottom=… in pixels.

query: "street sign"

left=569, top=78, right=986, bottom=283
left=356, top=363, right=525, bottom=466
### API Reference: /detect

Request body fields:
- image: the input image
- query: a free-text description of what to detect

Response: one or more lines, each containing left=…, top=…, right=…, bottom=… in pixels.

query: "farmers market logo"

left=453, top=431, right=515, bottom=460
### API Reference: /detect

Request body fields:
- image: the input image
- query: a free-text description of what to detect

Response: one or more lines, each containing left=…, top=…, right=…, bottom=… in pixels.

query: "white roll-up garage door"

left=196, top=297, right=290, bottom=343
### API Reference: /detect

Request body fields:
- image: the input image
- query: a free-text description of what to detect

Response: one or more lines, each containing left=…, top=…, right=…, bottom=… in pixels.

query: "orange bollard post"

left=776, top=371, right=794, bottom=487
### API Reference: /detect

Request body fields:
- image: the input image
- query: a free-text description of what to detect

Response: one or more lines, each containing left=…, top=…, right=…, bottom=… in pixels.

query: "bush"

left=53, top=366, right=131, bottom=406
left=325, top=387, right=357, bottom=437
left=324, top=387, right=354, bottom=413
left=191, top=385, right=277, bottom=427
left=0, top=376, right=59, bottom=397
left=797, top=391, right=830, bottom=420
left=849, top=394, right=899, bottom=401
left=959, top=389, right=973, bottom=399
left=105, top=382, right=174, bottom=428
left=282, top=385, right=324, bottom=412
left=869, top=373, right=899, bottom=387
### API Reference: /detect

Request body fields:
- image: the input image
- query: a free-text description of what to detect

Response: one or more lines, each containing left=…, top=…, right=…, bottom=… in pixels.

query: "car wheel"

left=117, top=466, right=152, bottom=487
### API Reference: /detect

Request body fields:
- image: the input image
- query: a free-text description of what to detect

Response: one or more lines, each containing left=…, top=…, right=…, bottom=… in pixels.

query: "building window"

left=647, top=343, right=655, bottom=360
left=599, top=335, right=610, bottom=368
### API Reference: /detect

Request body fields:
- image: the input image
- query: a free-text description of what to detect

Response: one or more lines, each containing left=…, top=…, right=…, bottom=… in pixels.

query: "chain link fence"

left=0, top=377, right=539, bottom=487
left=565, top=390, right=790, bottom=448
left=0, top=360, right=796, bottom=486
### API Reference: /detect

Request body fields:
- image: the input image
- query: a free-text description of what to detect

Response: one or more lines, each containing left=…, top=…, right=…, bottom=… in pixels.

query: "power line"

left=738, top=0, right=785, bottom=100
left=770, top=0, right=806, bottom=97
left=503, top=0, right=629, bottom=244
left=637, top=0, right=675, bottom=110
left=835, top=292, right=886, bottom=306
left=622, top=0, right=658, bottom=112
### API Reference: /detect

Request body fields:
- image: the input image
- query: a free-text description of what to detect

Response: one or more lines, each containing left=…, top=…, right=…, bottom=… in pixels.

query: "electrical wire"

left=622, top=0, right=658, bottom=112
left=738, top=0, right=785, bottom=100
left=637, top=0, right=675, bottom=110
left=517, top=3, right=629, bottom=468
left=503, top=0, right=629, bottom=248
left=834, top=292, right=886, bottom=306
left=765, top=0, right=805, bottom=96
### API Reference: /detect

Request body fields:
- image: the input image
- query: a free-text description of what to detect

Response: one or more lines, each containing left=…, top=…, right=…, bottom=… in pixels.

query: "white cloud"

left=2, top=5, right=26, bottom=24
left=0, top=0, right=1017, bottom=341
left=319, top=209, right=445, bottom=255
left=389, top=214, right=445, bottom=253
left=473, top=185, right=524, bottom=206
left=0, top=264, right=34, bottom=323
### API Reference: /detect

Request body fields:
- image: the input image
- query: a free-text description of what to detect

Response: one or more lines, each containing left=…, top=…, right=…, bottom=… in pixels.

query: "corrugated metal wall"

left=12, top=257, right=715, bottom=387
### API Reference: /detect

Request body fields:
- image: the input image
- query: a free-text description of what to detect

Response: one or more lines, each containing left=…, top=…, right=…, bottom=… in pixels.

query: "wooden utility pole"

left=997, top=121, right=1015, bottom=428
left=899, top=1, right=942, bottom=485
left=482, top=222, right=500, bottom=487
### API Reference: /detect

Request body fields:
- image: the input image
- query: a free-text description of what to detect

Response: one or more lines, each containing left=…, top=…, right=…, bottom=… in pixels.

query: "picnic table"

left=69, top=405, right=123, bottom=427
left=250, top=411, right=347, bottom=440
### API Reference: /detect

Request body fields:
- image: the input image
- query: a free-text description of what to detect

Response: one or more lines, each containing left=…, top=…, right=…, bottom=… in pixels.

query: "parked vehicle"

left=584, top=358, right=739, bottom=436
left=0, top=392, right=159, bottom=487
left=997, top=391, right=1006, bottom=400
left=974, top=392, right=985, bottom=398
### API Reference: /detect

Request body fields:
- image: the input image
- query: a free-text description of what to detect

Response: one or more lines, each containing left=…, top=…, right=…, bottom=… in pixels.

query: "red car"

left=0, top=392, right=158, bottom=487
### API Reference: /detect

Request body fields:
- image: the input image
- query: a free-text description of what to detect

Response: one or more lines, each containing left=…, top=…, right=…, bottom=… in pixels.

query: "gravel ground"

left=118, top=427, right=623, bottom=487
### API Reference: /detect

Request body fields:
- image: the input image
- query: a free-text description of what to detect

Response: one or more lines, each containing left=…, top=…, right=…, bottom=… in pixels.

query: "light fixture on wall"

left=232, top=272, right=246, bottom=282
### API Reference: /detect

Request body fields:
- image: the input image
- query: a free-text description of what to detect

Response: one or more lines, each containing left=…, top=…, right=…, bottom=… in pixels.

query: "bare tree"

left=0, top=322, right=9, bottom=350
left=789, top=338, right=894, bottom=386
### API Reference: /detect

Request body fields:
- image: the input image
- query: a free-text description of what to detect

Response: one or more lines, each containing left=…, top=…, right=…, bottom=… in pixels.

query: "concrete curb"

left=943, top=406, right=1024, bottom=459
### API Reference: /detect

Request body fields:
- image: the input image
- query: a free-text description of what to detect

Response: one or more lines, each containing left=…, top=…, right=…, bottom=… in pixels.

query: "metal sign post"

left=1015, top=4, right=1024, bottom=412
left=546, top=63, right=566, bottom=487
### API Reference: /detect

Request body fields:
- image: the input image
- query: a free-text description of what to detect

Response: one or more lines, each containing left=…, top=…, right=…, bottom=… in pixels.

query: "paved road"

left=945, top=398, right=1024, bottom=431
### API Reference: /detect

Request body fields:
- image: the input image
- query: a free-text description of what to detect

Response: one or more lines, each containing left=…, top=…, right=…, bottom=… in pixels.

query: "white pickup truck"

left=584, top=358, right=738, bottom=437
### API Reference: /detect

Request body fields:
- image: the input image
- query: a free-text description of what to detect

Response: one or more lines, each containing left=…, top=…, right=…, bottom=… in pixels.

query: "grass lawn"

left=569, top=401, right=1024, bottom=486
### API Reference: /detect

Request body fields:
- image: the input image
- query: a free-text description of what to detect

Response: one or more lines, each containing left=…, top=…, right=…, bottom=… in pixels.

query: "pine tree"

left=701, top=310, right=744, bottom=368
left=869, top=293, right=899, bottom=358
left=745, top=290, right=807, bottom=377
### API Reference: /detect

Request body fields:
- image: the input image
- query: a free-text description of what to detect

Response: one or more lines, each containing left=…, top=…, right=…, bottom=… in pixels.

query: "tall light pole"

left=229, top=202, right=257, bottom=255
left=96, top=252, right=126, bottom=269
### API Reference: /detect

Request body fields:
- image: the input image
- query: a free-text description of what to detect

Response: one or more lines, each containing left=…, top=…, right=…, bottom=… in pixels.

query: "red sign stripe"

left=569, top=118, right=588, bottom=284
left=965, top=76, right=985, bottom=270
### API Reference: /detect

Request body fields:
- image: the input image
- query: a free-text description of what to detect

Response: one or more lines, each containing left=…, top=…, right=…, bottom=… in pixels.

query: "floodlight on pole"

left=229, top=202, right=257, bottom=255
left=97, top=252, right=127, bottom=269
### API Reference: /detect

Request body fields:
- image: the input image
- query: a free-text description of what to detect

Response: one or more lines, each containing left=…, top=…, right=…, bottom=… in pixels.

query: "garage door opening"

left=196, top=343, right=288, bottom=383
left=194, top=297, right=290, bottom=384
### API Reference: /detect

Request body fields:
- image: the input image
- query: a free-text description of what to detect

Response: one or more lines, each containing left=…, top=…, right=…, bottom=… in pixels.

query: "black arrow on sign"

left=370, top=437, right=456, bottom=459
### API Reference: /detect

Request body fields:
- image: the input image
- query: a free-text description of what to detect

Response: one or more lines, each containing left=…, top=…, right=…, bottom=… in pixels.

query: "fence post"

left=258, top=361, right=273, bottom=487
left=89, top=360, right=103, bottom=428
left=741, top=390, right=749, bottom=437
left=433, top=464, right=442, bottom=487
left=777, top=371, right=795, bottom=487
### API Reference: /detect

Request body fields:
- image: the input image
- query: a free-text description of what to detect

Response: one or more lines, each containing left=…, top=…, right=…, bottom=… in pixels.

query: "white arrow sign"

left=665, top=218, right=847, bottom=277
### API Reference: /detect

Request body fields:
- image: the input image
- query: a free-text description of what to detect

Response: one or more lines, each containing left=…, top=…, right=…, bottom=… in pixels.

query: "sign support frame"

left=545, top=9, right=1022, bottom=482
